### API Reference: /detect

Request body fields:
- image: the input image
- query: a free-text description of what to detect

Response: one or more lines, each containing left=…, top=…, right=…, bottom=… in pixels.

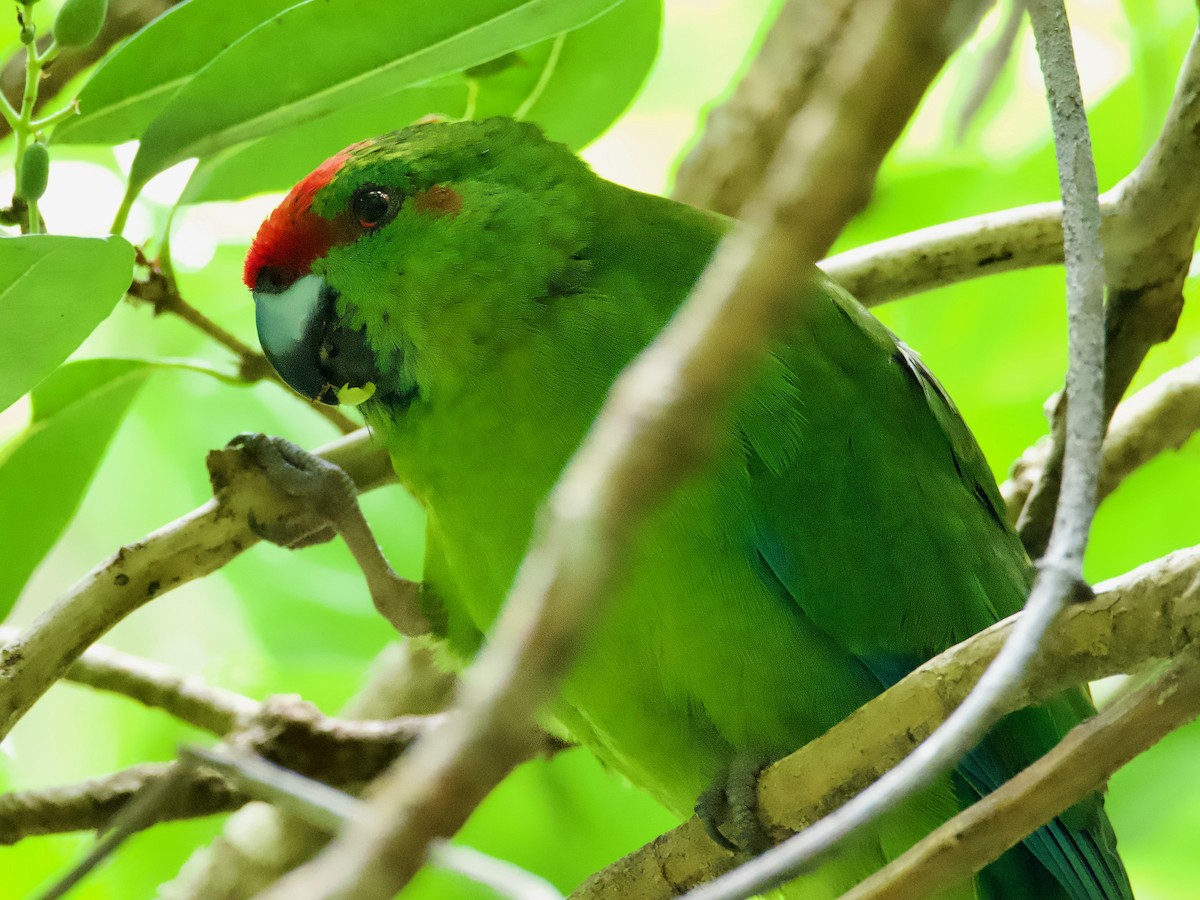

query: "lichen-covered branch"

left=573, top=545, right=1200, bottom=899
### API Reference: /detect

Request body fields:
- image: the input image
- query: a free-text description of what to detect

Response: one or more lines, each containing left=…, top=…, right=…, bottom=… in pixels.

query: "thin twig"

left=1002, top=355, right=1200, bottom=514
left=433, top=845, right=566, bottom=900
left=955, top=0, right=1025, bottom=140
left=683, top=4, right=1105, bottom=897
left=127, top=257, right=360, bottom=435
left=1015, top=25, right=1200, bottom=554
left=0, top=626, right=257, bottom=735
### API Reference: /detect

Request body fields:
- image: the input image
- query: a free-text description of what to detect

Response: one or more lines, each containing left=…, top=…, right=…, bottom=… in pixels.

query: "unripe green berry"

left=52, top=0, right=108, bottom=49
left=17, top=142, right=49, bottom=202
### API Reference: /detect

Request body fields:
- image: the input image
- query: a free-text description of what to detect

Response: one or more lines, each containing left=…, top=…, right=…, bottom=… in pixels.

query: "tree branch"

left=161, top=644, right=455, bottom=900
left=844, top=648, right=1200, bottom=900
left=1016, top=24, right=1200, bottom=554
left=1003, top=355, right=1200, bottom=516
left=0, top=693, right=444, bottom=845
left=0, top=429, right=394, bottom=742
left=573, top=544, right=1200, bottom=899
left=0, top=626, right=257, bottom=736
left=820, top=199, right=1076, bottom=305
left=0, top=763, right=236, bottom=846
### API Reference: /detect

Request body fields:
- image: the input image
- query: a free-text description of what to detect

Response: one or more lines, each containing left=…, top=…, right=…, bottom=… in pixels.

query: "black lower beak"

left=253, top=274, right=379, bottom=406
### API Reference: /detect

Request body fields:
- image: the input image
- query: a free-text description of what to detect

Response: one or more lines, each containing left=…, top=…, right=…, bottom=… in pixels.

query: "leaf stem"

left=110, top=184, right=136, bottom=236
left=16, top=4, right=39, bottom=232
left=0, top=86, right=18, bottom=130
left=513, top=33, right=565, bottom=120
left=126, top=253, right=360, bottom=434
left=32, top=99, right=79, bottom=131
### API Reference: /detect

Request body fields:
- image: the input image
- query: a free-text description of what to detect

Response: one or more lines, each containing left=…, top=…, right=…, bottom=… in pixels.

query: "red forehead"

left=243, top=142, right=371, bottom=289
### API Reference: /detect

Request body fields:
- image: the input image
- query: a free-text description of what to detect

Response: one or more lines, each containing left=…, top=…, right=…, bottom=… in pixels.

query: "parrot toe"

left=223, top=433, right=429, bottom=637
left=695, top=750, right=775, bottom=856
left=225, top=432, right=355, bottom=548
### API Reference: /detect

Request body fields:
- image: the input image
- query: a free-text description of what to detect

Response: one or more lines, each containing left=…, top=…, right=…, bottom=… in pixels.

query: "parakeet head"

left=244, top=118, right=596, bottom=410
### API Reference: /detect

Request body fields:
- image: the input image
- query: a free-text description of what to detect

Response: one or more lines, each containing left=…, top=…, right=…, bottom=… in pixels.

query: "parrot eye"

left=350, top=186, right=396, bottom=230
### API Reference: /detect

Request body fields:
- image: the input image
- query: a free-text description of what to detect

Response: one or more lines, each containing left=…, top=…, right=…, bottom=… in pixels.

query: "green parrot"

left=244, top=118, right=1132, bottom=899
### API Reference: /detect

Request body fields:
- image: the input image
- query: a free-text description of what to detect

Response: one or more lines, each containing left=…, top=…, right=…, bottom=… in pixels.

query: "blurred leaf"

left=514, top=0, right=660, bottom=148
left=0, top=359, right=151, bottom=619
left=0, top=235, right=135, bottom=414
left=178, top=0, right=660, bottom=205
left=128, top=0, right=624, bottom=192
left=53, top=0, right=304, bottom=146
left=179, top=81, right=467, bottom=205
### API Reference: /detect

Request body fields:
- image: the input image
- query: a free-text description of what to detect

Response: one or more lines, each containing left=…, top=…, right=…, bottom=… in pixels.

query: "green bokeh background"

left=3, top=1, right=1199, bottom=897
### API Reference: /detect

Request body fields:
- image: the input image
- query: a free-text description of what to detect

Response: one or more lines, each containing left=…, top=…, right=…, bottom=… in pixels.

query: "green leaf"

left=0, top=359, right=150, bottom=620
left=0, top=235, right=135, bottom=414
left=178, top=0, right=662, bottom=205
left=53, top=0, right=304, bottom=146
left=514, top=0, right=660, bottom=148
left=179, top=81, right=467, bottom=205
left=127, top=0, right=623, bottom=192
